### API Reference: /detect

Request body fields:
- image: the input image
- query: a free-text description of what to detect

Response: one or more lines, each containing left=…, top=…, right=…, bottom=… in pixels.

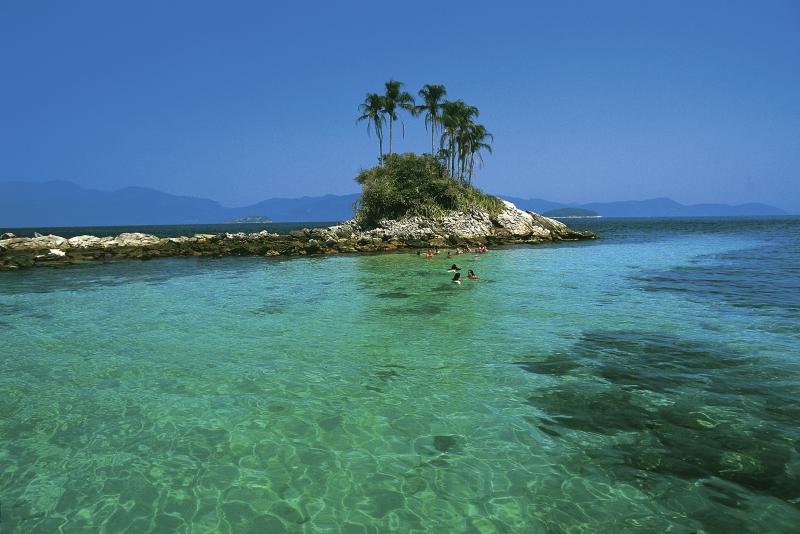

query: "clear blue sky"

left=1, top=1, right=799, bottom=211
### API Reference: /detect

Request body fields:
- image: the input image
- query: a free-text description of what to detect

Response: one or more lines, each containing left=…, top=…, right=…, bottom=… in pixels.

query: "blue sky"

left=1, top=1, right=799, bottom=211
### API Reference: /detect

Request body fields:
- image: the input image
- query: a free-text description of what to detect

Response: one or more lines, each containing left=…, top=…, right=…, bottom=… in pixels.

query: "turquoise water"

left=1, top=218, right=799, bottom=532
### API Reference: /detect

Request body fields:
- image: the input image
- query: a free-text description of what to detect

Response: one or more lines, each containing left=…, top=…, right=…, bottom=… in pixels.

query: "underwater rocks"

left=521, top=329, right=800, bottom=514
left=0, top=200, right=595, bottom=270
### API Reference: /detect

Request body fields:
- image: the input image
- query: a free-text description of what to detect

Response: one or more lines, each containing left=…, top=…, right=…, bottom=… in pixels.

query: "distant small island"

left=543, top=207, right=601, bottom=218
left=225, top=215, right=272, bottom=224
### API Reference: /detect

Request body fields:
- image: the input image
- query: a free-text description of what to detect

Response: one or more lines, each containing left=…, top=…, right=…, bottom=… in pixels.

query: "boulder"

left=68, top=235, right=104, bottom=248
left=29, top=234, right=69, bottom=249
left=109, top=233, right=162, bottom=247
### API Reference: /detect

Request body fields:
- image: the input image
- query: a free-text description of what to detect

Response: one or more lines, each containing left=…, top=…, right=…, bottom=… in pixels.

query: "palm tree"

left=440, top=100, right=479, bottom=182
left=357, top=93, right=385, bottom=164
left=415, top=84, right=447, bottom=155
left=463, top=124, right=493, bottom=184
left=382, top=80, right=415, bottom=155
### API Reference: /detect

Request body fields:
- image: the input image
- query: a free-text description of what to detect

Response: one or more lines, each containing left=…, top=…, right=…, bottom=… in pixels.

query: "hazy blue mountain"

left=0, top=181, right=359, bottom=227
left=0, top=181, right=226, bottom=227
left=0, top=181, right=787, bottom=228
left=508, top=196, right=785, bottom=218
left=578, top=197, right=786, bottom=217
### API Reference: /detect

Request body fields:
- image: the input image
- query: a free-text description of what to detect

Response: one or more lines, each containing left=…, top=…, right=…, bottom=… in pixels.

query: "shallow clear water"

left=1, top=218, right=799, bottom=533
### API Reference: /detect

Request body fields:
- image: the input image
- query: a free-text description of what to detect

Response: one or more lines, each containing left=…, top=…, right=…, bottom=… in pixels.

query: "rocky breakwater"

left=0, top=200, right=595, bottom=270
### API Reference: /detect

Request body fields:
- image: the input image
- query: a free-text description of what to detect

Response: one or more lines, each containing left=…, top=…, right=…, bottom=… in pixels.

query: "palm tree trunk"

left=431, top=121, right=435, bottom=155
left=388, top=121, right=393, bottom=155
left=452, top=139, right=456, bottom=178
left=449, top=139, right=455, bottom=177
left=456, top=144, right=462, bottom=182
left=455, top=144, right=459, bottom=181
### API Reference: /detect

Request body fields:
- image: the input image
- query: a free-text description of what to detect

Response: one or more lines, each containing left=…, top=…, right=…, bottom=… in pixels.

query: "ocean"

left=1, top=217, right=798, bottom=532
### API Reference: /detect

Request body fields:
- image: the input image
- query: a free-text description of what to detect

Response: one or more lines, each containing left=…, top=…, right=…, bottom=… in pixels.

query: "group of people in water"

left=448, top=264, right=480, bottom=284
left=418, top=245, right=487, bottom=284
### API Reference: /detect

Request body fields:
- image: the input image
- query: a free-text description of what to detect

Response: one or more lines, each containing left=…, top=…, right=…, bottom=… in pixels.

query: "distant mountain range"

left=0, top=180, right=787, bottom=228
left=0, top=181, right=359, bottom=227
left=504, top=196, right=786, bottom=218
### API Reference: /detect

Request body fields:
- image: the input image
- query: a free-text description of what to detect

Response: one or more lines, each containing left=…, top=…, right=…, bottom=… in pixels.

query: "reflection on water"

left=1, top=217, right=799, bottom=532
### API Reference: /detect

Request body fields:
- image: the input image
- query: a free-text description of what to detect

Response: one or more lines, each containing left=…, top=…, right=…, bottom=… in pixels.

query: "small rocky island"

left=3, top=80, right=602, bottom=271
left=0, top=200, right=594, bottom=270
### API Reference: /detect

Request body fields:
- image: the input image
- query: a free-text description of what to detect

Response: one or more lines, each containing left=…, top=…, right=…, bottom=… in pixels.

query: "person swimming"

left=452, top=272, right=461, bottom=284
left=467, top=269, right=479, bottom=280
left=447, top=251, right=452, bottom=258
left=448, top=264, right=461, bottom=272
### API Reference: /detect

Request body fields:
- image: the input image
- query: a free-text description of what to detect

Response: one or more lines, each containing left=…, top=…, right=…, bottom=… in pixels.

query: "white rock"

left=68, top=235, right=104, bottom=248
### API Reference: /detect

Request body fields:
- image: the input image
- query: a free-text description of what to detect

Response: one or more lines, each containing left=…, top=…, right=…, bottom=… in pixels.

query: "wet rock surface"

left=0, top=200, right=595, bottom=270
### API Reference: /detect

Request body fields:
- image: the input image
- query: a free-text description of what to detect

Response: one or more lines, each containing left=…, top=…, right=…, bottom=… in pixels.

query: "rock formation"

left=0, top=200, right=595, bottom=270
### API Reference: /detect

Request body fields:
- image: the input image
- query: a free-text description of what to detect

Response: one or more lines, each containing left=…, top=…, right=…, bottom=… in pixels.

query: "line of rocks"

left=0, top=201, right=595, bottom=270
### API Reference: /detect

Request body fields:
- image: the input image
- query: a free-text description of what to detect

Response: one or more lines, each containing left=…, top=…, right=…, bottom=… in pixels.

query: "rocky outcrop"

left=0, top=200, right=595, bottom=270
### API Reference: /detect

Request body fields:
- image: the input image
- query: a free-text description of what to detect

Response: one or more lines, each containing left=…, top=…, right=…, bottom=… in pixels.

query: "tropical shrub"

left=354, top=153, right=503, bottom=227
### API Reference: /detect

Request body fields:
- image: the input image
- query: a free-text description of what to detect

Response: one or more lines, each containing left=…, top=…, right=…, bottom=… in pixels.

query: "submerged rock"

left=0, top=199, right=596, bottom=270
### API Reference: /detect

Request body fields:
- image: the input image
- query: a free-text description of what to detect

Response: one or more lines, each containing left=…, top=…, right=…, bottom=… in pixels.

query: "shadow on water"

left=353, top=252, right=465, bottom=320
left=519, top=329, right=800, bottom=524
left=375, top=291, right=411, bottom=299
left=0, top=255, right=338, bottom=296
left=0, top=302, right=54, bottom=327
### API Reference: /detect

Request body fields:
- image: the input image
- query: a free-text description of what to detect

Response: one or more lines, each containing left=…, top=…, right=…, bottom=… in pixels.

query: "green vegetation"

left=355, top=81, right=500, bottom=226
left=357, top=80, right=492, bottom=185
left=355, top=153, right=503, bottom=227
